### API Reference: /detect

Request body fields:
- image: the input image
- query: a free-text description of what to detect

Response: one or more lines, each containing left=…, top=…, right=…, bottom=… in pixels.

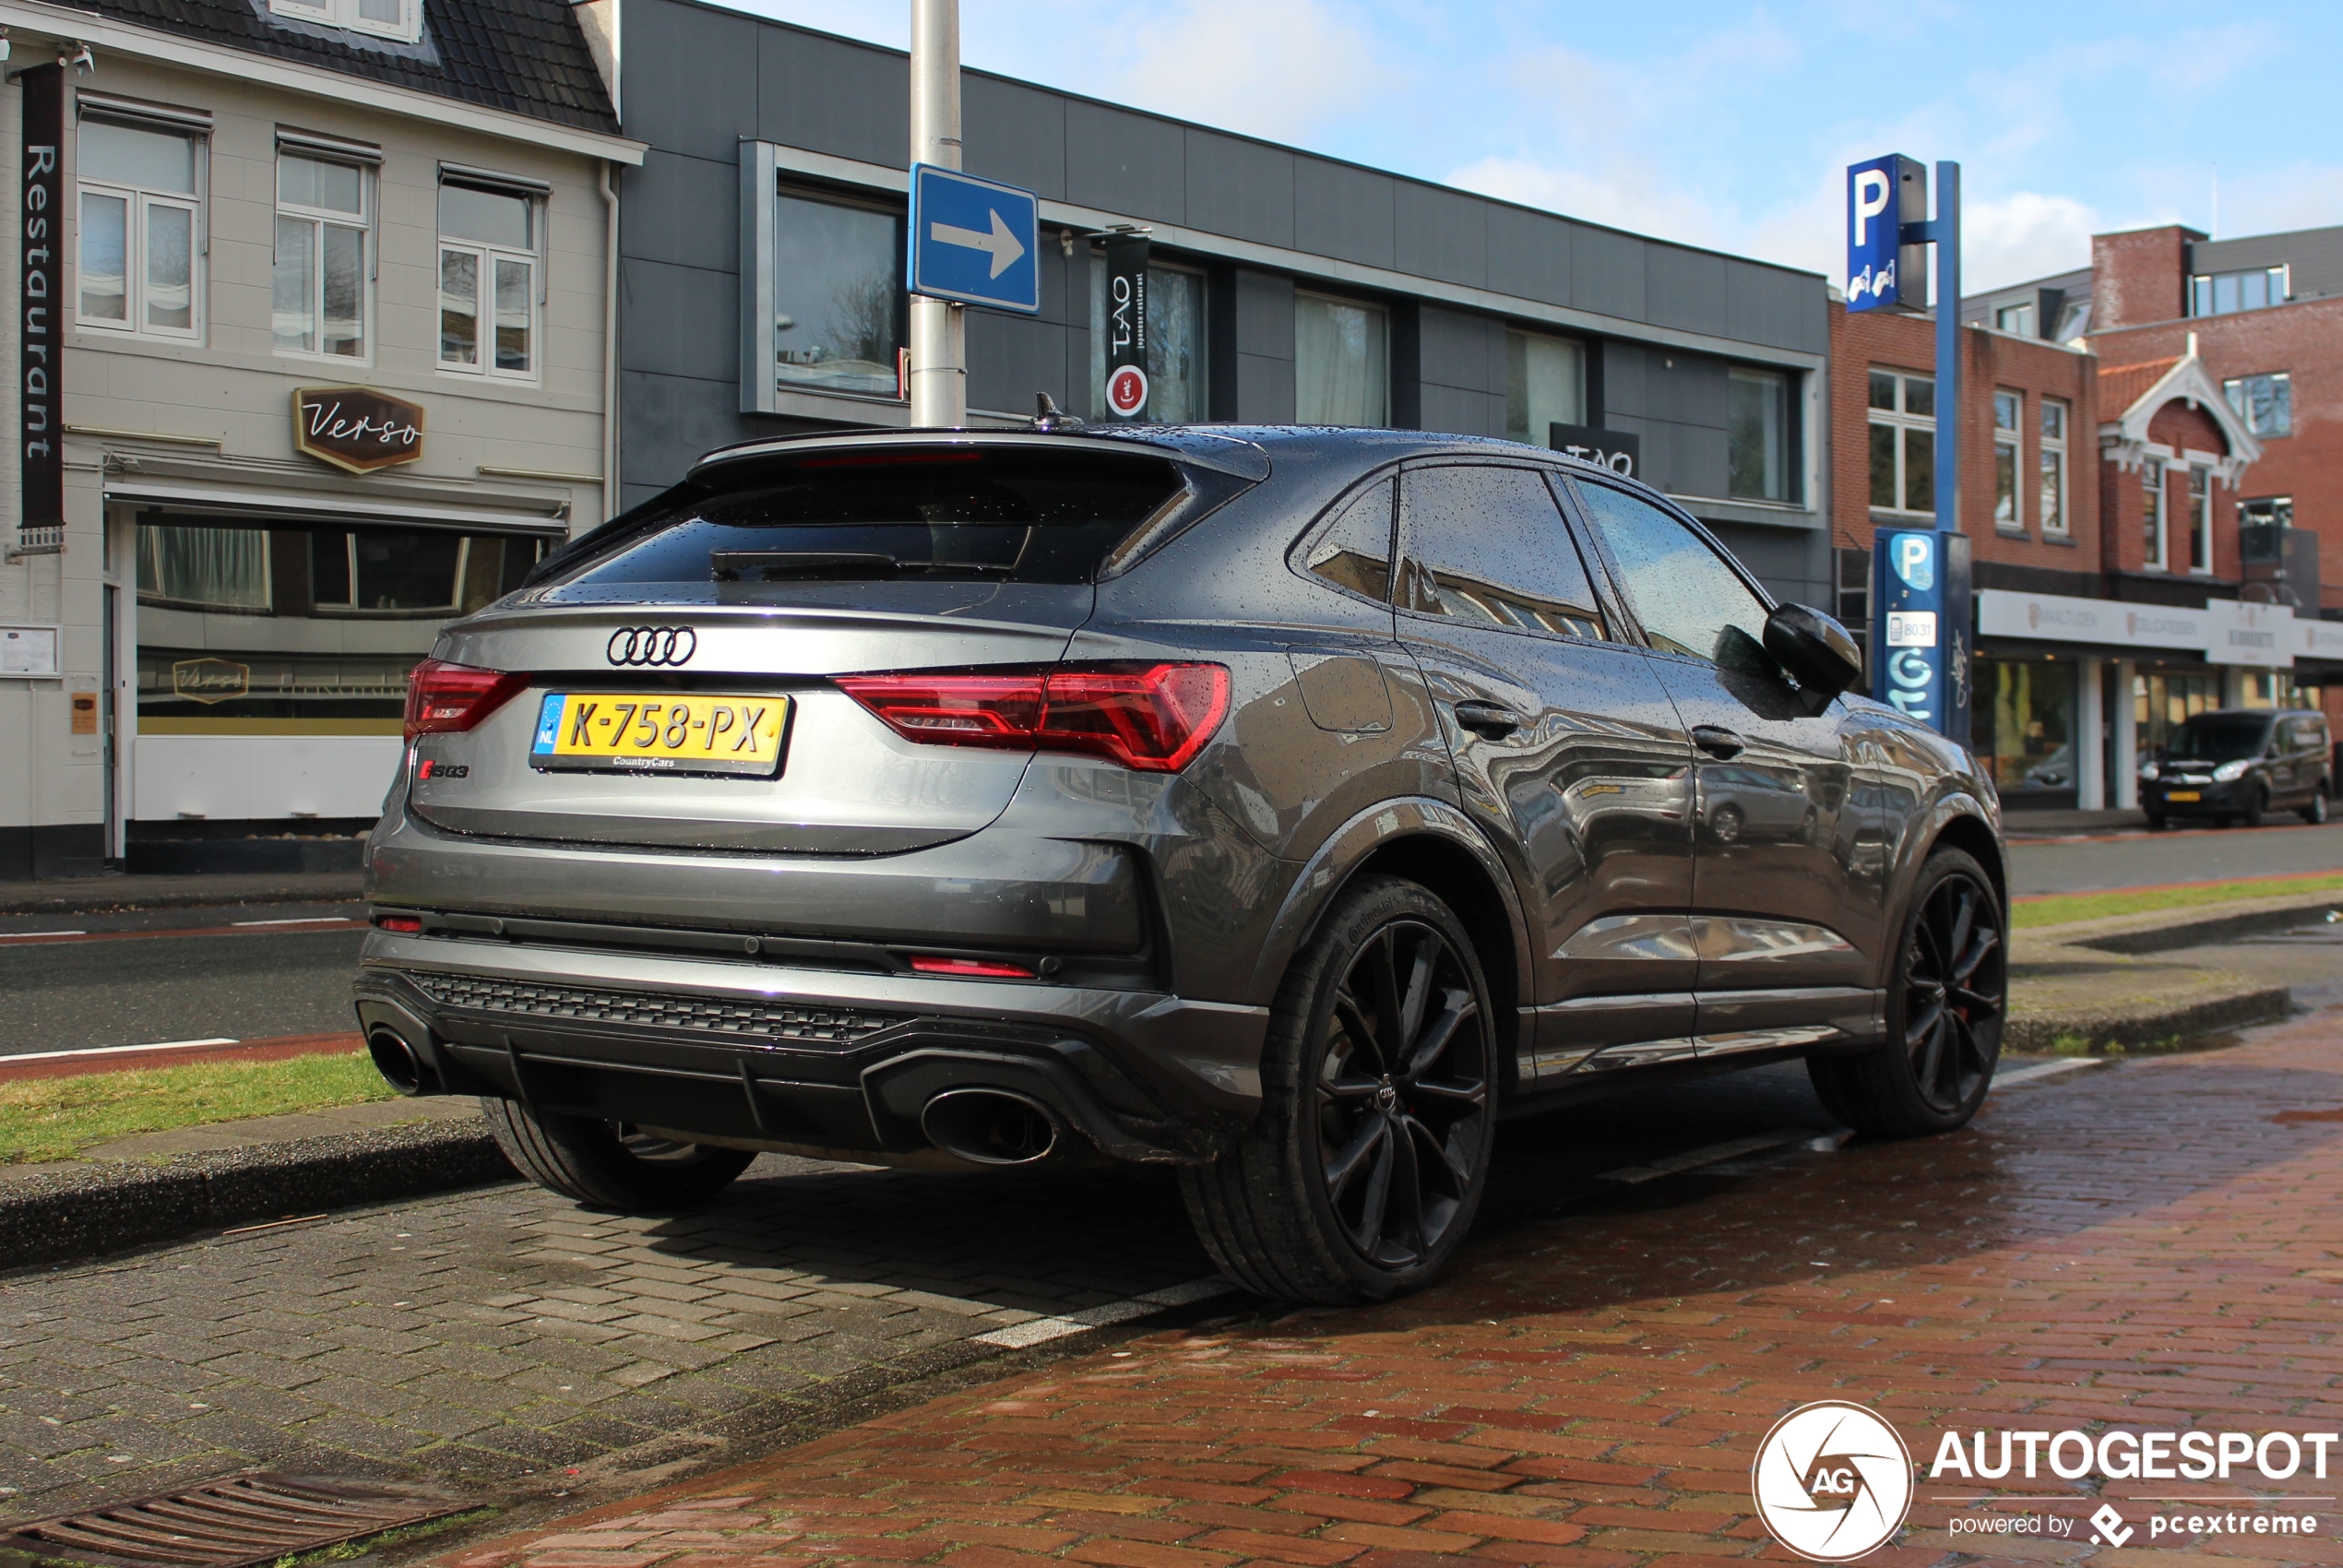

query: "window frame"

left=309, top=529, right=472, bottom=617
left=1992, top=388, right=2024, bottom=532
left=74, top=110, right=207, bottom=342
left=1726, top=365, right=1791, bottom=504
left=1993, top=302, right=2035, bottom=337
left=271, top=142, right=376, bottom=362
left=435, top=173, right=543, bottom=384
left=2222, top=372, right=2292, bottom=438
left=1867, top=369, right=1935, bottom=517
left=2191, top=265, right=2289, bottom=316
left=2186, top=464, right=2213, bottom=576
left=267, top=0, right=423, bottom=46
left=1504, top=327, right=1588, bottom=447
left=1293, top=289, right=1390, bottom=428
left=2142, top=456, right=2168, bottom=571
left=2038, top=397, right=2069, bottom=536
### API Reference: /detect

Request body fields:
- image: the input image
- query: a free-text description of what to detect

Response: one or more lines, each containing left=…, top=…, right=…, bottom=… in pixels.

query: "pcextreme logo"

left=1752, top=1401, right=1915, bottom=1561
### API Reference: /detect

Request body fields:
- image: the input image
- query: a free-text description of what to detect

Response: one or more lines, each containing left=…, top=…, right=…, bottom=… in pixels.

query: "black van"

left=2141, top=708, right=2333, bottom=828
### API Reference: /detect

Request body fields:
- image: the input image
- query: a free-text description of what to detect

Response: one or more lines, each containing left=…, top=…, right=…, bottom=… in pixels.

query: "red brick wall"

left=2099, top=400, right=2237, bottom=576
left=1827, top=303, right=2100, bottom=572
left=2092, top=226, right=2200, bottom=332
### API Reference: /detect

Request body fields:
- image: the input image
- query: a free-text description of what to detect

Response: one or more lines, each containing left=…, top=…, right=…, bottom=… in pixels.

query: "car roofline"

left=686, top=425, right=1275, bottom=483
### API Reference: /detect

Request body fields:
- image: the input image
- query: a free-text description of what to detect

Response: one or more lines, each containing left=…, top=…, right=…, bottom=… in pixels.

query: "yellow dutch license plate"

left=530, top=692, right=790, bottom=778
left=2164, top=790, right=2201, bottom=802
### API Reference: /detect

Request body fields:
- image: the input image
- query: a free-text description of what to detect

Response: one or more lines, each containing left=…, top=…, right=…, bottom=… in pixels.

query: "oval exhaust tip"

left=366, top=1027, right=426, bottom=1097
left=921, top=1087, right=1061, bottom=1165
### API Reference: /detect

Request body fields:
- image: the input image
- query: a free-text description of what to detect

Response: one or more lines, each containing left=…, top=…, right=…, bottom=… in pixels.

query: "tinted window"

left=2166, top=714, right=2271, bottom=764
left=1573, top=481, right=1768, bottom=663
left=546, top=450, right=1187, bottom=589
left=1302, top=478, right=1395, bottom=601
left=1397, top=466, right=1605, bottom=640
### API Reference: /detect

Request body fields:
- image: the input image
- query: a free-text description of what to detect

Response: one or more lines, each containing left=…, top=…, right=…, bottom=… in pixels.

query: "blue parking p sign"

left=1846, top=155, right=1926, bottom=314
left=909, top=164, right=1041, bottom=315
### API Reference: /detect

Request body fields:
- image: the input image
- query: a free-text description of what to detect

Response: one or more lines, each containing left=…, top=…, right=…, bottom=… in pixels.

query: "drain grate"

left=0, top=1471, right=467, bottom=1567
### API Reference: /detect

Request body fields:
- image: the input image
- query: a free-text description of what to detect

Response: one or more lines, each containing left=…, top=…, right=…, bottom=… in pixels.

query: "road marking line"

left=229, top=917, right=360, bottom=927
left=1, top=929, right=85, bottom=939
left=3, top=1037, right=239, bottom=1065
left=1992, top=1058, right=2104, bottom=1089
left=1598, top=1128, right=1820, bottom=1185
left=972, top=1277, right=1231, bottom=1348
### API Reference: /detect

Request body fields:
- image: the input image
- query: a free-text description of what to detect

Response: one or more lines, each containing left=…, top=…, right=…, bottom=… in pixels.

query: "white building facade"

left=0, top=0, right=638, bottom=877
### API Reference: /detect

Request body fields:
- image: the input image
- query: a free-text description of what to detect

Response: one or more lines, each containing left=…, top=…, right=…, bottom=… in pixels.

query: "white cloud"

left=1960, top=191, right=2100, bottom=291
left=1079, top=0, right=1399, bottom=145
left=2209, top=163, right=2343, bottom=242
left=1449, top=155, right=1729, bottom=253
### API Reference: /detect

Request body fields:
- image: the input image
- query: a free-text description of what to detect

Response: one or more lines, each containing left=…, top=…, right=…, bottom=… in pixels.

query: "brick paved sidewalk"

left=442, top=1009, right=2343, bottom=1568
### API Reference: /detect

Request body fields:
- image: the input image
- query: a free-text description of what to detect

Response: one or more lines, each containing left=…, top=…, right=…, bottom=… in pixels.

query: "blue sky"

left=714, top=0, right=2339, bottom=296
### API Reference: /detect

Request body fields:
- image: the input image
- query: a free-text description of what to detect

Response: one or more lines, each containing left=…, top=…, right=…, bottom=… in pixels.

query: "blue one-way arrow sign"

left=909, top=163, right=1041, bottom=315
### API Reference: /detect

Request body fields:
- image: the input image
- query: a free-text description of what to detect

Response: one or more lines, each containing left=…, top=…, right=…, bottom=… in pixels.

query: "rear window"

left=541, top=449, right=1189, bottom=588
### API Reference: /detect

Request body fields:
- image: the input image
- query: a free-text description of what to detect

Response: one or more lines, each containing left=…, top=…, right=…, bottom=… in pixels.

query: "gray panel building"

left=614, top=4, right=1834, bottom=606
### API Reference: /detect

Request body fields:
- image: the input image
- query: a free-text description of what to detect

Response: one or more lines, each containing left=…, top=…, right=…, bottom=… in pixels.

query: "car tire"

left=483, top=1098, right=756, bottom=1211
left=1179, top=874, right=1496, bottom=1305
left=2237, top=788, right=2267, bottom=829
left=1807, top=848, right=2006, bottom=1139
left=2301, top=788, right=2329, bottom=826
left=2144, top=813, right=2169, bottom=832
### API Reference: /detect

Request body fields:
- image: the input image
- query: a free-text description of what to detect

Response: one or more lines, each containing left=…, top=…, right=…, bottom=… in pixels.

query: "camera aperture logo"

left=1753, top=1401, right=1915, bottom=1561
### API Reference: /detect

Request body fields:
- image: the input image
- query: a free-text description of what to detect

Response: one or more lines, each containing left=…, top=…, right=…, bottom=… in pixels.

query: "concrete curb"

left=0, top=1118, right=517, bottom=1274
left=2030, top=889, right=2343, bottom=956
left=2005, top=980, right=2294, bottom=1053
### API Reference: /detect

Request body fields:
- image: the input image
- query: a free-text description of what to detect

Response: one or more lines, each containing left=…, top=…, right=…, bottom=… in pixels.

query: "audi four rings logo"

left=606, top=626, right=696, bottom=666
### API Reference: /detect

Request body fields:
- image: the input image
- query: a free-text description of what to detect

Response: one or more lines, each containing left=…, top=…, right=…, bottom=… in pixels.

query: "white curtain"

left=1296, top=293, right=1388, bottom=427
left=137, top=524, right=271, bottom=610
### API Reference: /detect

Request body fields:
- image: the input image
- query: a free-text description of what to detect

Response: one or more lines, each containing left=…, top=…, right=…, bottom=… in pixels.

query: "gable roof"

left=76, top=0, right=614, bottom=133
left=2097, top=357, right=2180, bottom=417
left=2098, top=346, right=2262, bottom=481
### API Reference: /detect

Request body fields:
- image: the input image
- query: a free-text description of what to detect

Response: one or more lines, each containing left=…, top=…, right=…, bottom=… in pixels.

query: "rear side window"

left=1302, top=477, right=1396, bottom=601
left=1397, top=465, right=1606, bottom=639
left=542, top=449, right=1188, bottom=588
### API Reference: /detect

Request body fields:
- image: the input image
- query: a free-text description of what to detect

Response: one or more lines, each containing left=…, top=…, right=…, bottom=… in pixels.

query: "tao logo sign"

left=1751, top=1401, right=1914, bottom=1561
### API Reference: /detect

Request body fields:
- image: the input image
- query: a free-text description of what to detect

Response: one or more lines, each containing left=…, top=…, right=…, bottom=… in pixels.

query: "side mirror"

left=1764, top=603, right=1863, bottom=703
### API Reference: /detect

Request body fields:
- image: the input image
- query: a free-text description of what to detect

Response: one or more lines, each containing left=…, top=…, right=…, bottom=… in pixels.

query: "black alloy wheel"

left=1313, top=920, right=1491, bottom=1270
left=1807, top=849, right=2006, bottom=1137
left=1900, top=870, right=2005, bottom=1116
left=1180, top=875, right=1496, bottom=1303
left=2237, top=787, right=2268, bottom=829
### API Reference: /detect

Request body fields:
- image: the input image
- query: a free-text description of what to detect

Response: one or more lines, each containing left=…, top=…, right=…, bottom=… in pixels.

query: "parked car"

left=2140, top=708, right=2332, bottom=828
left=353, top=423, right=2008, bottom=1304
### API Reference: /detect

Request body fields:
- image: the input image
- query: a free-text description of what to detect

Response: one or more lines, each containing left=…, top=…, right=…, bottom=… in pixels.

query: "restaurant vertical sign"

left=20, top=63, right=64, bottom=547
left=1101, top=232, right=1150, bottom=420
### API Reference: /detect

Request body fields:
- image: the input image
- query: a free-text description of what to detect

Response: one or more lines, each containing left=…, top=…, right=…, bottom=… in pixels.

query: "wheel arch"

left=1929, top=811, right=2008, bottom=916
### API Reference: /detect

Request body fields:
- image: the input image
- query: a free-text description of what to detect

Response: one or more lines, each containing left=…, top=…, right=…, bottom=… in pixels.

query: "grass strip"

left=2012, top=872, right=2343, bottom=931
left=0, top=1051, right=394, bottom=1165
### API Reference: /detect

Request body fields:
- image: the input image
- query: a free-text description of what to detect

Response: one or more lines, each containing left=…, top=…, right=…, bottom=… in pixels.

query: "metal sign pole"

left=1929, top=160, right=1960, bottom=533
left=908, top=0, right=965, bottom=427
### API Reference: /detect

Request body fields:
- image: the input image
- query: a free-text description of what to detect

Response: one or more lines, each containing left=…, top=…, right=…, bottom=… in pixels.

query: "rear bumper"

left=352, top=931, right=1268, bottom=1164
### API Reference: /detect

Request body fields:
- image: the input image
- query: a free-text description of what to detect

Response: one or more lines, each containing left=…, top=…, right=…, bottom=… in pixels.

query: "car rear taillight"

left=838, top=663, right=1230, bottom=773
left=404, top=658, right=528, bottom=741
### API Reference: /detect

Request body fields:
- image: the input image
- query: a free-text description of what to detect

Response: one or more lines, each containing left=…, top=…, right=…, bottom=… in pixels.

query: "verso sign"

left=292, top=386, right=425, bottom=474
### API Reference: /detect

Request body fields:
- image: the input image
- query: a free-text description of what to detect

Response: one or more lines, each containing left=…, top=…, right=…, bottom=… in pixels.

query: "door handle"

left=1691, top=725, right=1746, bottom=760
left=1454, top=700, right=1525, bottom=740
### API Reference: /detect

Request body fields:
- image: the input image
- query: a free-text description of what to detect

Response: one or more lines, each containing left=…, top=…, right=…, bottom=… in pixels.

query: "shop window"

left=2187, top=466, right=2212, bottom=575
left=310, top=529, right=536, bottom=614
left=2191, top=267, right=2287, bottom=317
left=2039, top=398, right=2069, bottom=535
left=1976, top=659, right=2077, bottom=799
left=77, top=114, right=203, bottom=339
left=268, top=0, right=422, bottom=44
left=438, top=177, right=540, bottom=380
left=1727, top=367, right=1789, bottom=502
left=273, top=148, right=371, bottom=358
left=1993, top=302, right=2034, bottom=337
left=1295, top=292, right=1387, bottom=427
left=136, top=523, right=268, bottom=611
left=1088, top=255, right=1208, bottom=422
left=1867, top=370, right=1933, bottom=515
left=772, top=187, right=905, bottom=399
left=2141, top=457, right=2167, bottom=569
left=1505, top=330, right=1585, bottom=447
left=2135, top=671, right=2221, bottom=756
left=2222, top=372, right=2291, bottom=438
left=1992, top=389, right=2022, bottom=530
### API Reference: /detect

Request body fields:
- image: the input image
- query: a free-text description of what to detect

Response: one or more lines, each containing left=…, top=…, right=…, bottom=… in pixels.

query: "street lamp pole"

left=908, top=0, right=966, bottom=427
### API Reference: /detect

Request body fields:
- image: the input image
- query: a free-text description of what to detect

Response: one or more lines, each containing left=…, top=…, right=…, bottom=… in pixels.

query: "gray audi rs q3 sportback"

left=355, top=422, right=2007, bottom=1304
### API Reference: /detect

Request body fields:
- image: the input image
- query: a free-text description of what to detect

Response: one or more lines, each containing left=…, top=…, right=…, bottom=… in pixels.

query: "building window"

left=438, top=177, right=539, bottom=380
left=1994, top=302, right=2034, bottom=337
left=1295, top=292, right=1387, bottom=427
left=1505, top=330, right=1585, bottom=446
left=1088, top=255, right=1207, bottom=422
left=1992, top=389, right=2022, bottom=529
left=2142, top=457, right=2166, bottom=570
left=2241, top=496, right=2293, bottom=530
left=273, top=150, right=369, bottom=358
left=2186, top=466, right=2212, bottom=574
left=268, top=0, right=422, bottom=45
left=1727, top=367, right=1789, bottom=502
left=2192, top=267, right=2287, bottom=317
left=2223, top=372, right=2291, bottom=437
left=1976, top=659, right=2077, bottom=800
left=136, top=523, right=268, bottom=611
left=771, top=188, right=904, bottom=399
left=77, top=115, right=202, bottom=339
left=1867, top=369, right=1933, bottom=515
left=2039, top=398, right=2068, bottom=534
